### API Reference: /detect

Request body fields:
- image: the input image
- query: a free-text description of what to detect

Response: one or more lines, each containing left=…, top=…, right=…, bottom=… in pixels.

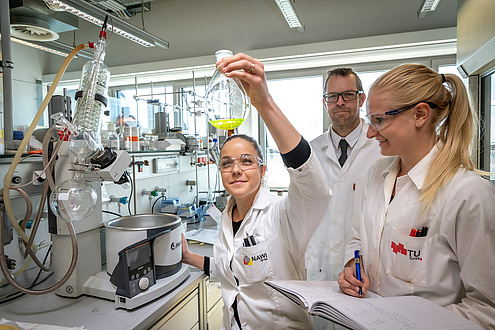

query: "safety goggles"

left=219, top=154, right=263, bottom=172
left=323, top=90, right=363, bottom=103
left=365, top=102, right=437, bottom=131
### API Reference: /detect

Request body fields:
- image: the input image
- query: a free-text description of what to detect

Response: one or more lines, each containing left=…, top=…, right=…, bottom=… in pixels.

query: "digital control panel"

left=110, top=240, right=156, bottom=299
left=126, top=242, right=155, bottom=297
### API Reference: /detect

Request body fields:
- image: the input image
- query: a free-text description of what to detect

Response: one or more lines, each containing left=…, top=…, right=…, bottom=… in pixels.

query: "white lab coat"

left=306, top=120, right=382, bottom=281
left=210, top=151, right=331, bottom=330
left=346, top=145, right=495, bottom=329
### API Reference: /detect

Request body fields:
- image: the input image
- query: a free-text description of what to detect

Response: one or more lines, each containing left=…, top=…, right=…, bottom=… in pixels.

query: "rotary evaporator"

left=0, top=17, right=189, bottom=310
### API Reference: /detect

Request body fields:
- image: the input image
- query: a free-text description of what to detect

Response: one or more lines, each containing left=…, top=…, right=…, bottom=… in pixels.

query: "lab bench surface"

left=0, top=270, right=205, bottom=330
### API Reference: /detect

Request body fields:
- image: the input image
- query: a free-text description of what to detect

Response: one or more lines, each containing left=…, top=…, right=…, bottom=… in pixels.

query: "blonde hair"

left=370, top=64, right=478, bottom=213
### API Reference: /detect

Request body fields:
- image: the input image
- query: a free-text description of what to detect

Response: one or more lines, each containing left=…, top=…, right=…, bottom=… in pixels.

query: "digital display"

left=127, top=242, right=151, bottom=270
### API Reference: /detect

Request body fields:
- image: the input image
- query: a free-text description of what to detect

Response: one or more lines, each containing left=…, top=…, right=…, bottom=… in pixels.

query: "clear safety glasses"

left=219, top=154, right=263, bottom=172
left=365, top=102, right=437, bottom=131
left=323, top=90, right=363, bottom=103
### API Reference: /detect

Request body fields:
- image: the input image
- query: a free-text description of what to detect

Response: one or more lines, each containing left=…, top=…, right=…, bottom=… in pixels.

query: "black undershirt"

left=281, top=136, right=311, bottom=168
left=231, top=206, right=243, bottom=328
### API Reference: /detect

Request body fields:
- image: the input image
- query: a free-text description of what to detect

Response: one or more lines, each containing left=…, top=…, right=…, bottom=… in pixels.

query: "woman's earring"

left=416, top=123, right=421, bottom=127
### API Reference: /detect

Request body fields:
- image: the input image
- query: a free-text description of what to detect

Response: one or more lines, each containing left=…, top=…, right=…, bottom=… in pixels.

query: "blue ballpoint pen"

left=354, top=250, right=362, bottom=295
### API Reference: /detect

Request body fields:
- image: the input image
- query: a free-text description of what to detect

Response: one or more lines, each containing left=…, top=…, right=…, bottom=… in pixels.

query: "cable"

left=0, top=209, right=78, bottom=295
left=127, top=171, right=133, bottom=215
left=0, top=290, right=24, bottom=304
left=0, top=272, right=54, bottom=304
left=125, top=9, right=136, bottom=17
left=141, top=0, right=146, bottom=31
left=28, top=245, right=52, bottom=290
left=151, top=196, right=164, bottom=213
left=0, top=187, right=49, bottom=271
left=103, top=210, right=122, bottom=218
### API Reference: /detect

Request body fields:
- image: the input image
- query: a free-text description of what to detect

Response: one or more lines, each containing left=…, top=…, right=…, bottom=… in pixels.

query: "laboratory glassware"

left=107, top=122, right=120, bottom=150
left=205, top=50, right=251, bottom=130
left=49, top=171, right=98, bottom=222
left=70, top=30, right=110, bottom=160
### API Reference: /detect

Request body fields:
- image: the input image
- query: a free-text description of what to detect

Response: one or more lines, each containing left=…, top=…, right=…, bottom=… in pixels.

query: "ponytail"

left=370, top=64, right=479, bottom=214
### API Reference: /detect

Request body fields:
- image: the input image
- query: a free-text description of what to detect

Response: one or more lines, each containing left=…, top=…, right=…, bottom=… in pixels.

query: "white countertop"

left=0, top=270, right=205, bottom=330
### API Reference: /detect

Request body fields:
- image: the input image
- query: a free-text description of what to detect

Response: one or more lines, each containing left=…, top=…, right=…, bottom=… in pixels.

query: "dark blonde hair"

left=370, top=63, right=477, bottom=213
left=221, top=134, right=264, bottom=162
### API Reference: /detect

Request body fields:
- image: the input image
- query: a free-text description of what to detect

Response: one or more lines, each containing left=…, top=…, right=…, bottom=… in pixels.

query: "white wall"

left=457, top=0, right=495, bottom=66
left=8, top=42, right=48, bottom=128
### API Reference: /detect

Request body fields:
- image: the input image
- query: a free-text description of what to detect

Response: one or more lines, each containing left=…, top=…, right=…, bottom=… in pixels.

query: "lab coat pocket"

left=241, top=241, right=275, bottom=284
left=386, top=227, right=428, bottom=287
left=351, top=179, right=365, bottom=221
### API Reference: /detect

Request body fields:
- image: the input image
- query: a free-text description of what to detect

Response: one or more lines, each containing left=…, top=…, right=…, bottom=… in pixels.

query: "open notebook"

left=266, top=280, right=482, bottom=330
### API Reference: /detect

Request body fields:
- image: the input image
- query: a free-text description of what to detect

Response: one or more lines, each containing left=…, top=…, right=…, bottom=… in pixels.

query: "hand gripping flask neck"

left=205, top=50, right=251, bottom=131
left=70, top=31, right=110, bottom=159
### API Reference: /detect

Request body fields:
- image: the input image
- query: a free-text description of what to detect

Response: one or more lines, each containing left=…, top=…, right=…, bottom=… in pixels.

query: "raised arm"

left=218, top=53, right=300, bottom=154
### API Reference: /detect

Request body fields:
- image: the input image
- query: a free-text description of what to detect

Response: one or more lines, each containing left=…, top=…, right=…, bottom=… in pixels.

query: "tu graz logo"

left=391, top=241, right=422, bottom=261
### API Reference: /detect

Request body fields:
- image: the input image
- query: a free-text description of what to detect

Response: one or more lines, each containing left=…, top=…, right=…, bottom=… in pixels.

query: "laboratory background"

left=0, top=0, right=494, bottom=329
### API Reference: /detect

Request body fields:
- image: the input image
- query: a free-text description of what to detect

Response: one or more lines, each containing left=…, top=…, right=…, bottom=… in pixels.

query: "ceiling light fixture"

left=7, top=36, right=68, bottom=56
left=274, top=0, right=304, bottom=32
left=1, top=35, right=95, bottom=58
left=417, top=0, right=441, bottom=19
left=43, top=0, right=169, bottom=48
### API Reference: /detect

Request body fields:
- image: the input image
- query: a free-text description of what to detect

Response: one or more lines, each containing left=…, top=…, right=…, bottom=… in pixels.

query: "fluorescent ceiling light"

left=1, top=35, right=94, bottom=58
left=9, top=36, right=68, bottom=56
left=36, top=39, right=95, bottom=58
left=418, top=0, right=441, bottom=19
left=43, top=0, right=169, bottom=48
left=274, top=0, right=304, bottom=32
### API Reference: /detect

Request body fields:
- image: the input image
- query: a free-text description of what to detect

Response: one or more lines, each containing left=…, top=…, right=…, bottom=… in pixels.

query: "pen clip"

left=244, top=232, right=252, bottom=247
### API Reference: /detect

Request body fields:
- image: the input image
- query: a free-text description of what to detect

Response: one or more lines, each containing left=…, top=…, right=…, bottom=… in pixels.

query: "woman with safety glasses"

left=181, top=53, right=331, bottom=329
left=338, top=63, right=495, bottom=328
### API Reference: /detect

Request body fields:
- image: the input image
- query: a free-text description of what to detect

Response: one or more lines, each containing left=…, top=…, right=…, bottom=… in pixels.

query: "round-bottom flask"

left=49, top=172, right=97, bottom=222
left=205, top=50, right=250, bottom=130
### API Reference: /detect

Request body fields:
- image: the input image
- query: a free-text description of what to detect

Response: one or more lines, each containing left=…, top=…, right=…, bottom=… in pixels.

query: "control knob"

left=138, top=277, right=149, bottom=290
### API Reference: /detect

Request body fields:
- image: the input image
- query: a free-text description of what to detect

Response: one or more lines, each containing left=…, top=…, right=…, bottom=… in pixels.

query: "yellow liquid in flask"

left=209, top=118, right=245, bottom=130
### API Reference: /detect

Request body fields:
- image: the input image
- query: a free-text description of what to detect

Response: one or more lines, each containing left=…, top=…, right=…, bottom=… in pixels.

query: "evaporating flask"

left=205, top=50, right=250, bottom=130
left=49, top=171, right=98, bottom=222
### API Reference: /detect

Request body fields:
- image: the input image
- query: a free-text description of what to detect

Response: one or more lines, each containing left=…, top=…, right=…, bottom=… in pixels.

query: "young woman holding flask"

left=181, top=53, right=331, bottom=329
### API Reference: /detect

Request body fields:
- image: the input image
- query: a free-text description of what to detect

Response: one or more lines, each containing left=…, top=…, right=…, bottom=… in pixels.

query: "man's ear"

left=359, top=92, right=366, bottom=108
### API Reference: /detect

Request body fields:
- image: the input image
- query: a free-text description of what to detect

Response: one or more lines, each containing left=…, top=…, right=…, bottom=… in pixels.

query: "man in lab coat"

left=306, top=69, right=382, bottom=329
left=305, top=68, right=382, bottom=281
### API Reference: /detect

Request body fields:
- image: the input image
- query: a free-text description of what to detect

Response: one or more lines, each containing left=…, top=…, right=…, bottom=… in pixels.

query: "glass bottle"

left=205, top=50, right=251, bottom=131
left=107, top=122, right=119, bottom=150
left=117, top=128, right=124, bottom=150
left=101, top=126, right=109, bottom=148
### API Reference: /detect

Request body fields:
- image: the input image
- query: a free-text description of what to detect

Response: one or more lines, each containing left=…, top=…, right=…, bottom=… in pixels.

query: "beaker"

left=205, top=50, right=251, bottom=130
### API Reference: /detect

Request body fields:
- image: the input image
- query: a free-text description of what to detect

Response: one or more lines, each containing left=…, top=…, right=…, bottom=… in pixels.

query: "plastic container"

left=205, top=50, right=250, bottom=131
left=107, top=122, right=119, bottom=150
left=123, top=126, right=132, bottom=151
left=132, top=126, right=140, bottom=151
